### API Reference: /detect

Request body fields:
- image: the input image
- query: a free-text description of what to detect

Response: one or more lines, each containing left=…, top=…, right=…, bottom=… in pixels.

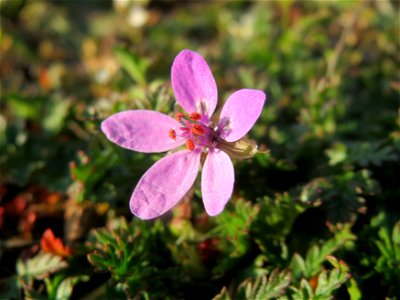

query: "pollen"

left=168, top=129, right=176, bottom=140
left=186, top=139, right=195, bottom=151
left=175, top=112, right=184, bottom=122
left=189, top=112, right=202, bottom=121
left=191, top=124, right=206, bottom=135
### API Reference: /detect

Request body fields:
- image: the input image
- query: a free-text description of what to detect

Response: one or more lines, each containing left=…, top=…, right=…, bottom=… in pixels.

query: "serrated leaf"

left=290, top=227, right=355, bottom=280
left=211, top=199, right=259, bottom=258
left=347, top=141, right=398, bottom=167
left=289, top=254, right=306, bottom=280
left=314, top=268, right=349, bottom=299
left=375, top=221, right=400, bottom=287
left=325, top=142, right=347, bottom=166
left=17, top=253, right=68, bottom=280
left=300, top=171, right=378, bottom=228
left=263, top=269, right=291, bottom=299
left=87, top=218, right=174, bottom=297
left=376, top=226, right=395, bottom=261
left=325, top=256, right=345, bottom=271
left=235, top=270, right=291, bottom=300
left=212, top=287, right=231, bottom=300
left=290, top=278, right=314, bottom=300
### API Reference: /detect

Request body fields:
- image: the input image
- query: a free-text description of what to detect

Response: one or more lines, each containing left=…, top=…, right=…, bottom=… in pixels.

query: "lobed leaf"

left=17, top=253, right=68, bottom=280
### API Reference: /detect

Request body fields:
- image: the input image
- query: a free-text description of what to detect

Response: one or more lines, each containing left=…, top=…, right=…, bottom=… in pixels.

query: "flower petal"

left=219, top=89, right=266, bottom=142
left=130, top=150, right=201, bottom=219
left=171, top=49, right=217, bottom=120
left=101, top=110, right=185, bottom=153
left=201, top=149, right=234, bottom=216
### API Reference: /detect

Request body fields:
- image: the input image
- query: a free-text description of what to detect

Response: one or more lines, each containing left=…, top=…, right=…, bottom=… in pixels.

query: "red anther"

left=168, top=129, right=176, bottom=140
left=186, top=139, right=195, bottom=151
left=175, top=112, right=184, bottom=122
left=189, top=112, right=202, bottom=121
left=191, top=124, right=206, bottom=135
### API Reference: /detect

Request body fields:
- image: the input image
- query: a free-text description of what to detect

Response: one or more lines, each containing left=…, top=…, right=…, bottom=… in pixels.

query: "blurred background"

left=1, top=0, right=399, bottom=299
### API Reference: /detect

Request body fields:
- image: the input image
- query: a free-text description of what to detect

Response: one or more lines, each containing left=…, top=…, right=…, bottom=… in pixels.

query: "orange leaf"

left=40, top=228, right=71, bottom=257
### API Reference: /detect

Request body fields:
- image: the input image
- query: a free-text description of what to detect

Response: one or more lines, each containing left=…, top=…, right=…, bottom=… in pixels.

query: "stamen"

left=197, top=101, right=208, bottom=115
left=175, top=112, right=184, bottom=122
left=191, top=124, right=206, bottom=136
left=219, top=117, right=231, bottom=129
left=189, top=112, right=202, bottom=121
left=168, top=129, right=176, bottom=140
left=186, top=139, right=195, bottom=151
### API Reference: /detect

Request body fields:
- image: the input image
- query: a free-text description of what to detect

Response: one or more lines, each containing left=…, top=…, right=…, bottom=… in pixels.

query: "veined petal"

left=201, top=149, right=234, bottom=216
left=101, top=110, right=185, bottom=153
left=130, top=150, right=201, bottom=220
left=219, top=89, right=266, bottom=142
left=171, top=49, right=217, bottom=119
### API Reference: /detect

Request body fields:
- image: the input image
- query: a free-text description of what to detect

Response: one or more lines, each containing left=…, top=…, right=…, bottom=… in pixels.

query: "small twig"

left=68, top=121, right=91, bottom=140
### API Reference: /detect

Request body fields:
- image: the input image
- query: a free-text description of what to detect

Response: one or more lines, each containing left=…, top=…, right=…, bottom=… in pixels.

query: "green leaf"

left=210, top=199, right=260, bottom=277
left=55, top=278, right=73, bottom=300
left=290, top=254, right=307, bottom=281
left=314, top=268, right=349, bottom=298
left=211, top=199, right=259, bottom=257
left=290, top=226, right=355, bottom=279
left=212, top=287, right=232, bottom=300
left=300, top=170, right=378, bottom=227
left=0, top=276, right=21, bottom=300
left=290, top=278, right=314, bottom=300
left=325, top=142, right=347, bottom=166
left=55, top=276, right=89, bottom=300
left=290, top=257, right=349, bottom=300
left=235, top=270, right=291, bottom=300
left=5, top=94, right=45, bottom=120
left=87, top=218, right=176, bottom=297
left=346, top=141, right=398, bottom=167
left=114, top=47, right=149, bottom=85
left=347, top=278, right=362, bottom=300
left=375, top=222, right=400, bottom=287
left=68, top=147, right=119, bottom=203
left=254, top=192, right=305, bottom=252
left=42, top=96, right=70, bottom=134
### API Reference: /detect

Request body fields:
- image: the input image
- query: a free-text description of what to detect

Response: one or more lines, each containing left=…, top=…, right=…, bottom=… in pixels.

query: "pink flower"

left=101, top=50, right=266, bottom=220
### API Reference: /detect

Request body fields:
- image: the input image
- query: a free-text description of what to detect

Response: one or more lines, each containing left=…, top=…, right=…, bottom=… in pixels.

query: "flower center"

left=169, top=112, right=217, bottom=151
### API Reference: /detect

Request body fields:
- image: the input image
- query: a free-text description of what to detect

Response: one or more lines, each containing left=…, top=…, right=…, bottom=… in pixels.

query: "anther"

left=186, top=139, right=195, bottom=151
left=189, top=112, right=202, bottom=121
left=175, top=112, right=184, bottom=122
left=191, top=124, right=206, bottom=136
left=168, top=129, right=176, bottom=140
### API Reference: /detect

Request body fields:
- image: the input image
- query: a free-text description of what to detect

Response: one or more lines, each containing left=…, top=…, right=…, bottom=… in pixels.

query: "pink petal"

left=130, top=150, right=201, bottom=219
left=219, top=89, right=266, bottom=142
left=171, top=50, right=217, bottom=120
left=101, top=110, right=185, bottom=153
left=201, top=149, right=234, bottom=216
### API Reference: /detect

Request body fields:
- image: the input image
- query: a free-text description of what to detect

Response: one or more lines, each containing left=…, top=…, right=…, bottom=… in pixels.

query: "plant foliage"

left=1, top=1, right=399, bottom=299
